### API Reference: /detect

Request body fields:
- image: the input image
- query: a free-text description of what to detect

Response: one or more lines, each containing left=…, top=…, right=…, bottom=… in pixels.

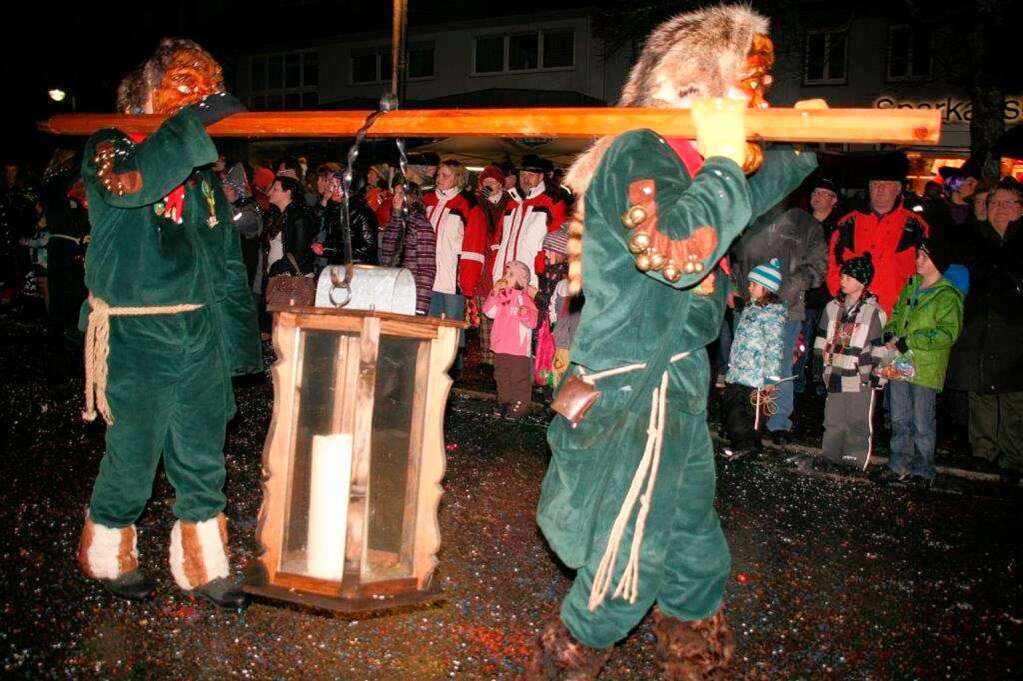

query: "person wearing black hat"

left=493, top=153, right=568, bottom=292
left=938, top=159, right=980, bottom=226
left=827, top=151, right=929, bottom=315
left=799, top=177, right=843, bottom=393
left=814, top=252, right=886, bottom=470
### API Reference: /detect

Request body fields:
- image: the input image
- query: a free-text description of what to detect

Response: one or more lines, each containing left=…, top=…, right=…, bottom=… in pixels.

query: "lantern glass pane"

left=363, top=335, right=425, bottom=581
left=279, top=329, right=356, bottom=581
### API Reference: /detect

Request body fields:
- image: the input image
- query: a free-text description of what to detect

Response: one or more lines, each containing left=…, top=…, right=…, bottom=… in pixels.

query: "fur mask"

left=564, top=4, right=772, bottom=294
left=151, top=46, right=225, bottom=115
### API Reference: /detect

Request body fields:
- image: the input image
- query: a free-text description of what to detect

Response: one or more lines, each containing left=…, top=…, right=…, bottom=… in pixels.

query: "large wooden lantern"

left=246, top=307, right=463, bottom=613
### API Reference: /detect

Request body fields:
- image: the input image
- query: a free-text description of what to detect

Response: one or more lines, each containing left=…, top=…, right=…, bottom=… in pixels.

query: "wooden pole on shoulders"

left=40, top=107, right=941, bottom=146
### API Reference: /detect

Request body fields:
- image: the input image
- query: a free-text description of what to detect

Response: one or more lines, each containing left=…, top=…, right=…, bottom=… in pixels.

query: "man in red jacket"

left=828, top=152, right=929, bottom=314
left=494, top=154, right=568, bottom=289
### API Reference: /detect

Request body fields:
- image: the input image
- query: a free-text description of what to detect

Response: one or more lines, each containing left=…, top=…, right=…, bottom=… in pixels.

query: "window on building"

left=303, top=52, right=319, bottom=87
left=352, top=50, right=379, bottom=83
left=250, top=50, right=319, bottom=109
left=887, top=25, right=932, bottom=80
left=408, top=43, right=435, bottom=79
left=509, top=33, right=539, bottom=71
left=351, top=44, right=434, bottom=83
left=251, top=56, right=266, bottom=91
left=473, top=29, right=575, bottom=74
left=474, top=36, right=504, bottom=73
left=804, top=30, right=847, bottom=84
left=268, top=54, right=284, bottom=89
left=543, top=30, right=574, bottom=68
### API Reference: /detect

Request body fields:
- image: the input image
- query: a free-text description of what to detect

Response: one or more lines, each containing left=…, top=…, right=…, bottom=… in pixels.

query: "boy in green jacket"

left=877, top=239, right=964, bottom=488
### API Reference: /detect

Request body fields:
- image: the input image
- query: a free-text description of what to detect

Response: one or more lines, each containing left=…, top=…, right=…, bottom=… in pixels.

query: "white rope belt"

left=580, top=350, right=690, bottom=612
left=82, top=294, right=203, bottom=425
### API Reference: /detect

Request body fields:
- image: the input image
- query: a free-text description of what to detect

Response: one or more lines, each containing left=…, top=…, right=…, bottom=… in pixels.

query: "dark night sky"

left=2, top=0, right=599, bottom=166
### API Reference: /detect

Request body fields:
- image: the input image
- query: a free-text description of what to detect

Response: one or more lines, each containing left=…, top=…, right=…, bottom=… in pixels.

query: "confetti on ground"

left=0, top=301, right=1019, bottom=679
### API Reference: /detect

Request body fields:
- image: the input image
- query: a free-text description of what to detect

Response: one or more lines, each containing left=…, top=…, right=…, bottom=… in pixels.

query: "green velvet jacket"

left=571, top=131, right=818, bottom=374
left=80, top=106, right=261, bottom=377
left=540, top=131, right=816, bottom=569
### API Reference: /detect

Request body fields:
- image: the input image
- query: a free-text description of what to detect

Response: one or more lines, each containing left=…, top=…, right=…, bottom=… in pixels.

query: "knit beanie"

left=840, top=252, right=874, bottom=287
left=479, top=165, right=505, bottom=186
left=541, top=226, right=569, bottom=255
left=505, top=260, right=530, bottom=289
left=252, top=166, right=276, bottom=193
left=748, top=257, right=783, bottom=293
left=920, top=238, right=952, bottom=274
left=223, top=163, right=251, bottom=199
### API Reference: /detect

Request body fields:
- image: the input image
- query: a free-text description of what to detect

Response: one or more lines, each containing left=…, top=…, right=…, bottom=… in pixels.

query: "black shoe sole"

left=189, top=589, right=248, bottom=610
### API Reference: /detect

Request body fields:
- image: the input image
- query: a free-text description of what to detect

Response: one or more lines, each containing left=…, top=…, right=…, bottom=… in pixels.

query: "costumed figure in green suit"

left=530, top=7, right=819, bottom=679
left=76, top=39, right=261, bottom=608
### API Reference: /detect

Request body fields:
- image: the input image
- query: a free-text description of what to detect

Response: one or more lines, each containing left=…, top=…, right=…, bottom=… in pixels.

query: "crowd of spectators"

left=3, top=143, right=1020, bottom=486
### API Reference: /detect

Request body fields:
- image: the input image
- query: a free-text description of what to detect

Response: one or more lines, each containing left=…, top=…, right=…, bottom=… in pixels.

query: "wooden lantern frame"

left=244, top=306, right=464, bottom=613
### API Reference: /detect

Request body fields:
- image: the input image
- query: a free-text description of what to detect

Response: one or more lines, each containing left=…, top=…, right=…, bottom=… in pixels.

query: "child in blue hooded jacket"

left=722, top=258, right=788, bottom=459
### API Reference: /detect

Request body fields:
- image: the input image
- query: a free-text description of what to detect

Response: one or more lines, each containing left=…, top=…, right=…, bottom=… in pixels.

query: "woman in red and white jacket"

left=422, top=160, right=488, bottom=362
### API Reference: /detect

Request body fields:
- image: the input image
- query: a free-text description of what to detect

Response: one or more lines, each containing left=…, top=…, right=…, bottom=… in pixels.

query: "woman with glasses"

left=946, top=180, right=1023, bottom=485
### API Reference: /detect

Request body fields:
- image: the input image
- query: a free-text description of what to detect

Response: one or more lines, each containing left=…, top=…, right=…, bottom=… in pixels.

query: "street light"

left=48, top=88, right=76, bottom=112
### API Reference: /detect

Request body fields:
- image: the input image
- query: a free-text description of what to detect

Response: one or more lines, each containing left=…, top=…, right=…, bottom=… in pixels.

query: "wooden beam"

left=39, top=107, right=941, bottom=145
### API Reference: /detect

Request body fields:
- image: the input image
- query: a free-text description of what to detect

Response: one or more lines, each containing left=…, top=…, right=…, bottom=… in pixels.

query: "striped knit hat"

left=749, top=257, right=783, bottom=293
left=542, top=226, right=570, bottom=254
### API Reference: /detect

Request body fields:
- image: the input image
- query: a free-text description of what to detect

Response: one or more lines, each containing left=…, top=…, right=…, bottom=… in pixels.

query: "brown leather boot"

left=650, top=606, right=735, bottom=680
left=526, top=616, right=611, bottom=680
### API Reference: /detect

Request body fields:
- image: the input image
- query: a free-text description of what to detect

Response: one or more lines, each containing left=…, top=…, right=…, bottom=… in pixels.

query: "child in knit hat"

left=814, top=252, right=887, bottom=470
left=875, top=240, right=964, bottom=488
left=482, top=260, right=539, bottom=419
left=539, top=226, right=575, bottom=387
left=721, top=258, right=788, bottom=460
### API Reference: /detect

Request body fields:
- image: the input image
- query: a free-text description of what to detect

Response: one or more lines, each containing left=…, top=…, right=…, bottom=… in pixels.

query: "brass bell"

left=648, top=251, right=666, bottom=271
left=621, top=205, right=647, bottom=229
left=684, top=261, right=696, bottom=274
left=662, top=262, right=681, bottom=283
left=693, top=261, right=704, bottom=272
left=635, top=252, right=653, bottom=271
left=628, top=232, right=651, bottom=254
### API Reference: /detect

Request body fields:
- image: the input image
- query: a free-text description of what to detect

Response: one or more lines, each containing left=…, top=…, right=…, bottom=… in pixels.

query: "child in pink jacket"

left=483, top=260, right=539, bottom=419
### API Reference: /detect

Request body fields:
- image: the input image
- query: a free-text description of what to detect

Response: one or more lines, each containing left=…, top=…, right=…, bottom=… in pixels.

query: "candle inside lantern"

left=306, top=433, right=353, bottom=581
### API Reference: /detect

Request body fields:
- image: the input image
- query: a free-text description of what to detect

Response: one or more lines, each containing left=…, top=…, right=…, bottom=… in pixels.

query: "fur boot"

left=78, top=512, right=139, bottom=580
left=650, top=606, right=735, bottom=680
left=168, top=513, right=230, bottom=590
left=527, top=616, right=611, bottom=680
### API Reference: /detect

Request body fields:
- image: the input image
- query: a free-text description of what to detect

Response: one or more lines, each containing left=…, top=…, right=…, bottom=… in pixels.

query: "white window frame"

left=350, top=43, right=436, bottom=85
left=803, top=30, right=848, bottom=85
left=470, top=29, right=575, bottom=76
left=249, top=49, right=319, bottom=109
left=886, top=24, right=933, bottom=82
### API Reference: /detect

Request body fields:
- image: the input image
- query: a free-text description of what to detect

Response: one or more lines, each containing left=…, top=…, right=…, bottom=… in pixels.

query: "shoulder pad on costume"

left=87, top=130, right=143, bottom=197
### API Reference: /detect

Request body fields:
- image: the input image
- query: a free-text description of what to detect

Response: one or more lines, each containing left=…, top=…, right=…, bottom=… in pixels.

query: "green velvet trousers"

left=540, top=360, right=730, bottom=649
left=88, top=308, right=232, bottom=528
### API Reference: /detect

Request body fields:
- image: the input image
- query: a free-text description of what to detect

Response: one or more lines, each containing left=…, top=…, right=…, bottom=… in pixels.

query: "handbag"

left=550, top=374, right=601, bottom=428
left=265, top=254, right=316, bottom=309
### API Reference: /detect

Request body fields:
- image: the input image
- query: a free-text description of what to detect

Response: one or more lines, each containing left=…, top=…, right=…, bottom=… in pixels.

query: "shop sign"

left=874, top=96, right=1023, bottom=123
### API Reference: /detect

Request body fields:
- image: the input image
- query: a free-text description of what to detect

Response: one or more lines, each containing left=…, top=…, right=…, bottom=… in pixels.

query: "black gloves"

left=189, top=92, right=246, bottom=127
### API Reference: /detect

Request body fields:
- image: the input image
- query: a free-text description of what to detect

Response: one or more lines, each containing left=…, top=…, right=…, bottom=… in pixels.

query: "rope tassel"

left=588, top=370, right=670, bottom=612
